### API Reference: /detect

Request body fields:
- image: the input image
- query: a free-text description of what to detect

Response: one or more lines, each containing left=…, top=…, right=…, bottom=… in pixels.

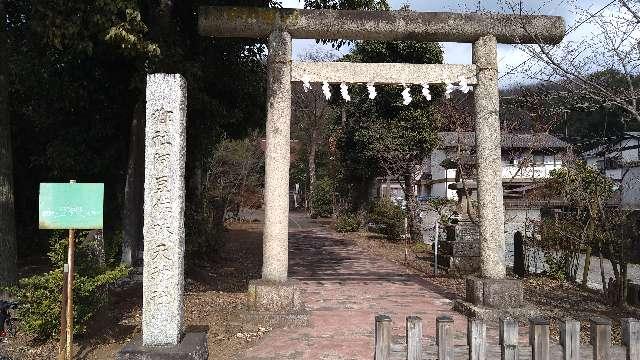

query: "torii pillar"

left=473, top=35, right=505, bottom=279
left=198, top=6, right=565, bottom=319
left=262, top=30, right=292, bottom=283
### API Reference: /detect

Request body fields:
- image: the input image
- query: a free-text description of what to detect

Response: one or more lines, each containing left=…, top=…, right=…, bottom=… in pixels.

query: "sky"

left=280, top=0, right=613, bottom=87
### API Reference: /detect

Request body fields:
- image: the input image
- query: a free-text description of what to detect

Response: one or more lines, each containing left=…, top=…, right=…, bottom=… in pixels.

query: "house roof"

left=437, top=132, right=569, bottom=150
left=626, top=132, right=640, bottom=138
left=583, top=132, right=640, bottom=158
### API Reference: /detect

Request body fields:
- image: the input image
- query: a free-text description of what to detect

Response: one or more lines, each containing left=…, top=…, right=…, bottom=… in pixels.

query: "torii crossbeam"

left=198, top=6, right=564, bottom=308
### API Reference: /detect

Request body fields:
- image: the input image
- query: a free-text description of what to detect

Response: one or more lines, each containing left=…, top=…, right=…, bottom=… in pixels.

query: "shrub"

left=4, top=233, right=130, bottom=339
left=105, top=231, right=124, bottom=267
left=47, top=231, right=108, bottom=276
left=413, top=241, right=430, bottom=253
left=311, top=177, right=334, bottom=218
left=335, top=213, right=360, bottom=233
left=368, top=198, right=406, bottom=241
left=543, top=251, right=568, bottom=281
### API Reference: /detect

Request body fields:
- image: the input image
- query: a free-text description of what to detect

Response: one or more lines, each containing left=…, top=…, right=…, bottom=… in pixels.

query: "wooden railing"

left=374, top=314, right=640, bottom=359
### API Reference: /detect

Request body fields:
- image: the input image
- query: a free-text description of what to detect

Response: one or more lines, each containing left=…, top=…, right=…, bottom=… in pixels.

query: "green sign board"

left=39, top=183, right=104, bottom=229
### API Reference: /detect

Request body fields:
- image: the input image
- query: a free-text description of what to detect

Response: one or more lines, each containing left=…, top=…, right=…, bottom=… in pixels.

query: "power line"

left=498, top=0, right=617, bottom=81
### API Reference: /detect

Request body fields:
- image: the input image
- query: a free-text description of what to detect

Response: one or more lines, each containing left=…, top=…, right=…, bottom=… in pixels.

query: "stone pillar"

left=118, top=74, right=207, bottom=360
left=473, top=35, right=506, bottom=279
left=262, top=31, right=292, bottom=282
left=142, top=73, right=187, bottom=346
left=239, top=33, right=307, bottom=329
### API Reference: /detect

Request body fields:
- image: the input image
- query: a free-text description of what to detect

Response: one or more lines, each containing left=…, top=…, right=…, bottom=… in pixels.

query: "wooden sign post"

left=39, top=181, right=104, bottom=360
left=58, top=264, right=68, bottom=360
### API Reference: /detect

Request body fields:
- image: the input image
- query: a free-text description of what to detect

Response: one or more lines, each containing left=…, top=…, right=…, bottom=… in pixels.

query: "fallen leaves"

left=344, top=228, right=640, bottom=345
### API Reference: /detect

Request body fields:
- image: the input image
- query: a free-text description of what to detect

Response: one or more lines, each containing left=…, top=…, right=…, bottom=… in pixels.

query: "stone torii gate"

left=199, top=7, right=565, bottom=317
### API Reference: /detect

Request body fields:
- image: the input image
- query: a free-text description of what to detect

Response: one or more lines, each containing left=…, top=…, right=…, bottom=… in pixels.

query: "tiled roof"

left=582, top=132, right=640, bottom=157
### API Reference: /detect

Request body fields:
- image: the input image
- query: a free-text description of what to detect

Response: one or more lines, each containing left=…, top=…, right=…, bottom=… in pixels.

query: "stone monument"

left=442, top=181, right=481, bottom=274
left=117, top=74, right=207, bottom=360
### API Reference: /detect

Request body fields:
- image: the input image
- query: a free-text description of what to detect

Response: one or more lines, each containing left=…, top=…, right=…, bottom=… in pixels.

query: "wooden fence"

left=374, top=314, right=640, bottom=360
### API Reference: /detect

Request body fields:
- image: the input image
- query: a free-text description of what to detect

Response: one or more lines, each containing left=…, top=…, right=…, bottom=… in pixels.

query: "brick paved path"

left=241, top=228, right=469, bottom=359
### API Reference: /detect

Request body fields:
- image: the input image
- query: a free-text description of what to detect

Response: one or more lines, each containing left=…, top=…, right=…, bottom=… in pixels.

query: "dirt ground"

left=0, top=221, right=268, bottom=360
left=2, top=219, right=639, bottom=359
left=341, top=230, right=640, bottom=345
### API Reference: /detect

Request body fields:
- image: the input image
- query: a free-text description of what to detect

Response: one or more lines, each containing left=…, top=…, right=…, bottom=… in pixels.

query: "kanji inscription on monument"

left=142, top=73, right=187, bottom=346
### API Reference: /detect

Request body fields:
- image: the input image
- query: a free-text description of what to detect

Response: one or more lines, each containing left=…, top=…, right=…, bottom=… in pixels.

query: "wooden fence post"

left=590, top=317, right=611, bottom=360
left=375, top=315, right=392, bottom=360
left=500, top=318, right=519, bottom=360
left=622, top=318, right=640, bottom=360
left=406, top=316, right=422, bottom=360
left=468, top=318, right=486, bottom=360
left=437, top=315, right=454, bottom=360
left=529, top=317, right=549, bottom=360
left=371, top=314, right=640, bottom=360
left=559, top=318, right=580, bottom=360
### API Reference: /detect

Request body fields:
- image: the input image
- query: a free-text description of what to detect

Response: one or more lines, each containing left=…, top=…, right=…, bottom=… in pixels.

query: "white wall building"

left=375, top=132, right=568, bottom=200
left=426, top=132, right=568, bottom=201
left=405, top=132, right=568, bottom=262
left=583, top=132, right=640, bottom=209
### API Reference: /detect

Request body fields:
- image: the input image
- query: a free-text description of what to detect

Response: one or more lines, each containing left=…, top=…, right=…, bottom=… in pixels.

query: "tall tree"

left=5, top=0, right=395, bottom=263
left=0, top=0, right=17, bottom=286
left=122, top=100, right=145, bottom=265
left=7, top=0, right=148, bottom=258
left=121, top=0, right=179, bottom=266
left=120, top=0, right=275, bottom=263
left=338, top=36, right=443, bottom=242
left=292, top=49, right=337, bottom=213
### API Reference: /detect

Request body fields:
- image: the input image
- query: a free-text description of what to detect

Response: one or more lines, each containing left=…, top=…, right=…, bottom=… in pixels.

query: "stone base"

left=241, top=279, right=309, bottom=329
left=116, top=332, right=208, bottom=360
left=247, top=279, right=304, bottom=312
left=449, top=256, right=480, bottom=275
left=453, top=299, right=541, bottom=322
left=465, top=276, right=523, bottom=308
left=455, top=276, right=532, bottom=322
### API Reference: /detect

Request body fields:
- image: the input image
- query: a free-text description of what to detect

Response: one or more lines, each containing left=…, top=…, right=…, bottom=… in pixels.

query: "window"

left=502, top=153, right=518, bottom=165
left=544, top=155, right=554, bottom=165
left=533, top=154, right=544, bottom=165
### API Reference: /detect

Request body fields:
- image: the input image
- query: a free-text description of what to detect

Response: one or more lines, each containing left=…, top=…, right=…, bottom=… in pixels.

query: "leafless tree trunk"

left=121, top=100, right=145, bottom=265
left=308, top=127, right=318, bottom=209
left=0, top=0, right=16, bottom=286
left=121, top=0, right=178, bottom=264
left=599, top=250, right=607, bottom=293
left=506, top=0, right=640, bottom=123
left=292, top=49, right=337, bottom=213
left=403, top=173, right=421, bottom=242
left=619, top=0, right=640, bottom=24
left=385, top=175, right=391, bottom=198
left=581, top=220, right=593, bottom=287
